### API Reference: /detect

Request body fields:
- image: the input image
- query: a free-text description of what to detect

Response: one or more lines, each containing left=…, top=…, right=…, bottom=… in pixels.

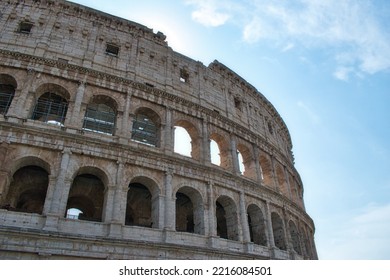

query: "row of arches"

left=0, top=157, right=314, bottom=257
left=0, top=73, right=303, bottom=206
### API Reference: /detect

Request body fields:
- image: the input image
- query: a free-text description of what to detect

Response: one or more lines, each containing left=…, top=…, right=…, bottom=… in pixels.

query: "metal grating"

left=31, top=92, right=68, bottom=125
left=0, top=84, right=15, bottom=115
left=131, top=113, right=158, bottom=147
left=82, top=103, right=116, bottom=135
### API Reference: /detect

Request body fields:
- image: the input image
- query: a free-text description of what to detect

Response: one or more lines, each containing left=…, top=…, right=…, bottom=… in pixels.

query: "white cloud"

left=187, top=0, right=230, bottom=27
left=333, top=66, right=353, bottom=81
left=187, top=0, right=390, bottom=78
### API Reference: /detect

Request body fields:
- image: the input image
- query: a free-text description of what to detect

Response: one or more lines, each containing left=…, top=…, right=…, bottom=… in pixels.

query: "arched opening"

left=125, top=183, right=152, bottom=227
left=276, top=164, right=289, bottom=198
left=0, top=74, right=17, bottom=115
left=271, top=212, right=286, bottom=250
left=174, top=120, right=200, bottom=160
left=175, top=186, right=204, bottom=235
left=65, top=173, right=105, bottom=222
left=83, top=96, right=117, bottom=135
left=289, top=220, right=301, bottom=255
left=125, top=176, right=159, bottom=228
left=3, top=165, right=49, bottom=214
left=31, top=92, right=68, bottom=125
left=259, top=153, right=273, bottom=187
left=237, top=150, right=245, bottom=174
left=247, top=204, right=267, bottom=246
left=131, top=108, right=160, bottom=147
left=209, top=133, right=230, bottom=169
left=174, top=126, right=192, bottom=157
left=237, top=144, right=256, bottom=179
left=210, top=139, right=221, bottom=166
left=216, top=196, right=239, bottom=241
left=300, top=227, right=312, bottom=259
left=176, top=192, right=194, bottom=233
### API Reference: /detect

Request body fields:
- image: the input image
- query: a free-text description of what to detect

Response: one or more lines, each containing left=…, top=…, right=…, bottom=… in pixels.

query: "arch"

left=82, top=95, right=117, bottom=135
left=174, top=120, right=200, bottom=160
left=125, top=176, right=160, bottom=228
left=210, top=139, right=220, bottom=165
left=2, top=165, right=49, bottom=214
left=289, top=220, right=301, bottom=255
left=9, top=156, right=51, bottom=176
left=209, top=132, right=230, bottom=169
left=237, top=143, right=256, bottom=179
left=300, top=226, right=312, bottom=259
left=31, top=85, right=69, bottom=125
left=259, top=153, right=273, bottom=187
left=0, top=74, right=17, bottom=115
left=247, top=204, right=267, bottom=246
left=271, top=212, right=286, bottom=250
left=216, top=195, right=239, bottom=241
left=131, top=107, right=161, bottom=147
left=175, top=186, right=205, bottom=235
left=275, top=164, right=289, bottom=198
left=65, top=167, right=106, bottom=222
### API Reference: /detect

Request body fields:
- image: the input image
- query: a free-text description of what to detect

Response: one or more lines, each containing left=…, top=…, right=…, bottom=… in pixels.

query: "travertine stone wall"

left=0, top=0, right=317, bottom=259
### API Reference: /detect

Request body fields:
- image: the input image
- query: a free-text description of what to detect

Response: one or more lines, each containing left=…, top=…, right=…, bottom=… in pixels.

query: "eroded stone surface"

left=0, top=0, right=317, bottom=259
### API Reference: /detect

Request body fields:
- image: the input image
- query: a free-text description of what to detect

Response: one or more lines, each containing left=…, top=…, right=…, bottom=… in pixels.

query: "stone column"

left=113, top=161, right=124, bottom=222
left=50, top=148, right=72, bottom=215
left=0, top=142, right=10, bottom=204
left=265, top=202, right=275, bottom=248
left=68, top=81, right=86, bottom=128
left=202, top=118, right=210, bottom=164
left=120, top=90, right=133, bottom=140
left=239, top=191, right=251, bottom=243
left=270, top=155, right=278, bottom=192
left=283, top=167, right=293, bottom=200
left=42, top=175, right=58, bottom=215
left=230, top=134, right=240, bottom=174
left=283, top=210, right=293, bottom=259
left=163, top=107, right=173, bottom=153
left=0, top=170, right=10, bottom=205
left=15, top=69, right=37, bottom=119
left=253, top=145, right=263, bottom=183
left=43, top=149, right=72, bottom=231
left=164, top=169, right=174, bottom=230
left=103, top=185, right=115, bottom=223
left=207, top=182, right=216, bottom=236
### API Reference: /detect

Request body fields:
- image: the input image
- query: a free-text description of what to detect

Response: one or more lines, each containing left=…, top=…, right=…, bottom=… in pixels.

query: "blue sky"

left=69, top=0, right=390, bottom=259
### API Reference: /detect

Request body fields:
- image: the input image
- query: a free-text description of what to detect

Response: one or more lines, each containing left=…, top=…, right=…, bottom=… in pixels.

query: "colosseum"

left=0, top=0, right=317, bottom=259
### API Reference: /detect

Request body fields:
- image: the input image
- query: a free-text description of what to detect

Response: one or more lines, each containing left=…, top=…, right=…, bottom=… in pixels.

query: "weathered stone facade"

left=0, top=0, right=317, bottom=259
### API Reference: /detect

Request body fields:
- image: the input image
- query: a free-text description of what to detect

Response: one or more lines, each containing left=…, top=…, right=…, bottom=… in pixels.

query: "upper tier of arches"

left=0, top=0, right=293, bottom=158
left=0, top=70, right=304, bottom=209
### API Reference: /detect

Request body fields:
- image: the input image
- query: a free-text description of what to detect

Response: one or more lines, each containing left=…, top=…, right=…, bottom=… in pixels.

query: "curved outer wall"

left=0, top=0, right=317, bottom=259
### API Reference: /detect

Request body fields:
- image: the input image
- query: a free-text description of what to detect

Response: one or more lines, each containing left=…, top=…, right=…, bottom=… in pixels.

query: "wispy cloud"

left=186, top=0, right=230, bottom=27
left=297, top=101, right=320, bottom=125
left=319, top=203, right=390, bottom=259
left=186, top=0, right=390, bottom=80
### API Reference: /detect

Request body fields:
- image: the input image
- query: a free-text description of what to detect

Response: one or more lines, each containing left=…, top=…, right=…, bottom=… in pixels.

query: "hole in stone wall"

left=105, top=43, right=119, bottom=56
left=18, top=21, right=33, bottom=34
left=180, top=68, right=189, bottom=83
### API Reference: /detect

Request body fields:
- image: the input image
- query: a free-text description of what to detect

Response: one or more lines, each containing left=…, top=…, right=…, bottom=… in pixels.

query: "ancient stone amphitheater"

left=0, top=0, right=317, bottom=259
